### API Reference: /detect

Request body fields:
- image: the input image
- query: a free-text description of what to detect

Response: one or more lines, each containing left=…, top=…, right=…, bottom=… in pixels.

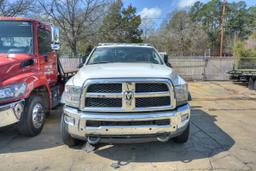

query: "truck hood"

left=68, top=63, right=182, bottom=87
left=0, top=54, right=33, bottom=84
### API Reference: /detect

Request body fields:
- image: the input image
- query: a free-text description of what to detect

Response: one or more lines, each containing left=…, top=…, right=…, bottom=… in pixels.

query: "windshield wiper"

left=90, top=61, right=114, bottom=65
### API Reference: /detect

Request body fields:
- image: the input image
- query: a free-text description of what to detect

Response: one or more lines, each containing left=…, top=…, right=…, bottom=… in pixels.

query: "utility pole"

left=220, top=0, right=227, bottom=57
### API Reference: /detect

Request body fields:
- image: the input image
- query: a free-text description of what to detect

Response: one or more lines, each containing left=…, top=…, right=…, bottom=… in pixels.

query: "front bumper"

left=63, top=104, right=191, bottom=143
left=0, top=100, right=24, bottom=128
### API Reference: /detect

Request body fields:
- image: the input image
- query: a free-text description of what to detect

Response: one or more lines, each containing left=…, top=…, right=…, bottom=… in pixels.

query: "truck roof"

left=97, top=43, right=153, bottom=48
left=0, top=16, right=36, bottom=21
left=0, top=16, right=51, bottom=30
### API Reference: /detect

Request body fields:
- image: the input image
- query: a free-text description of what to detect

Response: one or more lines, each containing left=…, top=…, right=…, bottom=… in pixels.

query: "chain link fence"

left=169, top=56, right=233, bottom=80
left=60, top=56, right=234, bottom=81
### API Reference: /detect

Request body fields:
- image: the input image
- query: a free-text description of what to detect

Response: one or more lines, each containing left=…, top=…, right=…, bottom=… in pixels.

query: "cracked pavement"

left=0, top=81, right=256, bottom=171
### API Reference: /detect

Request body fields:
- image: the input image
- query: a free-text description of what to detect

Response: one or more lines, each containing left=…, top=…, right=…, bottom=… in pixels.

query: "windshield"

left=87, top=47, right=163, bottom=65
left=0, top=21, right=33, bottom=54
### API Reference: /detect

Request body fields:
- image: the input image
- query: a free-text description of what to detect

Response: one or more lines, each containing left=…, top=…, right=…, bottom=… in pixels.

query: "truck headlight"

left=170, top=72, right=189, bottom=107
left=62, top=85, right=81, bottom=108
left=174, top=84, right=188, bottom=106
left=0, top=83, right=27, bottom=101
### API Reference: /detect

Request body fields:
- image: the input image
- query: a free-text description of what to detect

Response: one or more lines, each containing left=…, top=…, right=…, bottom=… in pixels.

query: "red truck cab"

left=0, top=17, right=62, bottom=136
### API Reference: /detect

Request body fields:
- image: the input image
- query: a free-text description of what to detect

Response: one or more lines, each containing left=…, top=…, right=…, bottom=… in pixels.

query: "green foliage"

left=233, top=34, right=256, bottom=58
left=165, top=11, right=209, bottom=56
left=189, top=0, right=256, bottom=56
left=190, top=0, right=222, bottom=55
left=148, top=10, right=209, bottom=56
left=233, top=41, right=250, bottom=57
left=250, top=33, right=256, bottom=40
left=99, top=0, right=142, bottom=43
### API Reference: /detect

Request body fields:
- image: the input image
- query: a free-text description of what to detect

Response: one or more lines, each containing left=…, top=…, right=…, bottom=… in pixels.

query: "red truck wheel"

left=18, top=95, right=46, bottom=136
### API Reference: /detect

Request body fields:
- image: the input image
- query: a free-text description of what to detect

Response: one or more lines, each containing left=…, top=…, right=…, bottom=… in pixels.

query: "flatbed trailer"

left=229, top=57, right=256, bottom=90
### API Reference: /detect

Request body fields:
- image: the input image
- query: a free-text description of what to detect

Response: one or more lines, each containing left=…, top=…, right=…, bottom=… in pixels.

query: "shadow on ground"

left=0, top=108, right=63, bottom=154
left=0, top=106, right=235, bottom=165
left=94, top=107, right=235, bottom=163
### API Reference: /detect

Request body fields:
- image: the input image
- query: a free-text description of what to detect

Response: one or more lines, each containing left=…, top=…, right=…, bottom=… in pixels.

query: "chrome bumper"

left=63, top=104, right=190, bottom=142
left=0, top=100, right=24, bottom=127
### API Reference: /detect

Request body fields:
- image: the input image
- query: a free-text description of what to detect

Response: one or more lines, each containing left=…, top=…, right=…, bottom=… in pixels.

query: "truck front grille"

left=135, top=83, right=168, bottom=92
left=85, top=98, right=122, bottom=107
left=81, top=79, right=175, bottom=112
left=87, top=83, right=122, bottom=93
left=86, top=119, right=170, bottom=127
left=136, top=96, right=170, bottom=107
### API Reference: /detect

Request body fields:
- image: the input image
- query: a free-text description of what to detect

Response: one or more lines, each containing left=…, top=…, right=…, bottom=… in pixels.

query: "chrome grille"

left=85, top=98, right=122, bottom=107
left=81, top=79, right=176, bottom=112
left=87, top=83, right=122, bottom=93
left=136, top=96, right=170, bottom=107
left=86, top=119, right=170, bottom=127
left=135, top=83, right=168, bottom=92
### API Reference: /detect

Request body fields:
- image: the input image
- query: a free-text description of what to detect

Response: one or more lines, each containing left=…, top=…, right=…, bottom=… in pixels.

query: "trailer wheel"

left=18, top=95, right=46, bottom=136
left=61, top=114, right=79, bottom=147
left=173, top=123, right=190, bottom=143
left=254, top=79, right=256, bottom=90
left=248, top=77, right=254, bottom=90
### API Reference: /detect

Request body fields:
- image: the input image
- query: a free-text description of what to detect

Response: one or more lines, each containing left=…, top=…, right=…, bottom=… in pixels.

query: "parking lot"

left=0, top=81, right=256, bottom=171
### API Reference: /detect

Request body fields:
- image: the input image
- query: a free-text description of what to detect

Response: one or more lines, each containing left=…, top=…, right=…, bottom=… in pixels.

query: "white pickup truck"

left=61, top=43, right=191, bottom=146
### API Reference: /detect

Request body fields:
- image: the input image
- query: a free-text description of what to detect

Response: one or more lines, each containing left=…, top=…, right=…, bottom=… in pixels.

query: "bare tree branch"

left=39, top=0, right=107, bottom=57
left=0, top=0, right=34, bottom=16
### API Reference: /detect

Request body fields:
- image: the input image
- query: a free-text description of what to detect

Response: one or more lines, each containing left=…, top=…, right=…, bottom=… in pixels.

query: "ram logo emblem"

left=123, top=82, right=135, bottom=110
left=124, top=91, right=133, bottom=101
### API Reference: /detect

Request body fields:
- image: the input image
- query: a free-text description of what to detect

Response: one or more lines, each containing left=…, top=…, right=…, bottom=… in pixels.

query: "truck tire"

left=173, top=123, right=190, bottom=143
left=248, top=77, right=254, bottom=90
left=18, top=95, right=46, bottom=136
left=61, top=114, right=79, bottom=147
left=188, top=92, right=192, bottom=101
left=254, top=79, right=256, bottom=90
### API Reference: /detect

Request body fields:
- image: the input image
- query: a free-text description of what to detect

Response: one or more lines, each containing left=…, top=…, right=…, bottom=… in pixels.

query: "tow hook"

left=87, top=136, right=101, bottom=144
left=157, top=133, right=171, bottom=142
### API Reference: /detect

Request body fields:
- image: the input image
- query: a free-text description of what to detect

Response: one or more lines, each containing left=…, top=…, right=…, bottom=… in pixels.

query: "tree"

left=190, top=0, right=223, bottom=55
left=0, top=0, right=34, bottom=16
left=99, top=0, right=142, bottom=43
left=190, top=0, right=256, bottom=55
left=148, top=11, right=208, bottom=56
left=233, top=33, right=256, bottom=57
left=39, top=0, right=106, bottom=57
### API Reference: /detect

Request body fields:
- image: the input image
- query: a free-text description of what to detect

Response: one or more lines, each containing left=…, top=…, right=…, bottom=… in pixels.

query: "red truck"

left=0, top=17, right=69, bottom=136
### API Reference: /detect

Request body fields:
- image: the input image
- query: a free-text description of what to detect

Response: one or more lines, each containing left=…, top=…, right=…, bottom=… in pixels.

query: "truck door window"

left=38, top=28, right=51, bottom=55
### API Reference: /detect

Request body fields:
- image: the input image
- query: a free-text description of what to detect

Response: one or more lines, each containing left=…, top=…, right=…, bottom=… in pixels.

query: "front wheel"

left=18, top=95, right=46, bottom=136
left=173, top=123, right=190, bottom=143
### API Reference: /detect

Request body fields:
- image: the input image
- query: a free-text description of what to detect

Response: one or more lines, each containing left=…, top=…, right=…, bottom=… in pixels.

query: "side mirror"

left=159, top=52, right=168, bottom=64
left=163, top=54, right=168, bottom=64
left=51, top=26, right=60, bottom=50
left=188, top=92, right=192, bottom=101
left=82, top=56, right=88, bottom=64
left=163, top=54, right=172, bottom=67
left=159, top=52, right=172, bottom=67
left=78, top=63, right=84, bottom=68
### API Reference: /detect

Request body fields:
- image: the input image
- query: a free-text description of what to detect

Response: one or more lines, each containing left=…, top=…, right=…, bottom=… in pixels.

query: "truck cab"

left=0, top=17, right=61, bottom=136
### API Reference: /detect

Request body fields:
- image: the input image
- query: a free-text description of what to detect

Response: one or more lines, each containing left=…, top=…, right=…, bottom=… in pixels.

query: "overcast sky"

left=123, top=0, right=256, bottom=27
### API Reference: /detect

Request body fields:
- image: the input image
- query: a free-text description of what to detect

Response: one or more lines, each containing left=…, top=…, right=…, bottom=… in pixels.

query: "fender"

left=1, top=72, right=53, bottom=110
